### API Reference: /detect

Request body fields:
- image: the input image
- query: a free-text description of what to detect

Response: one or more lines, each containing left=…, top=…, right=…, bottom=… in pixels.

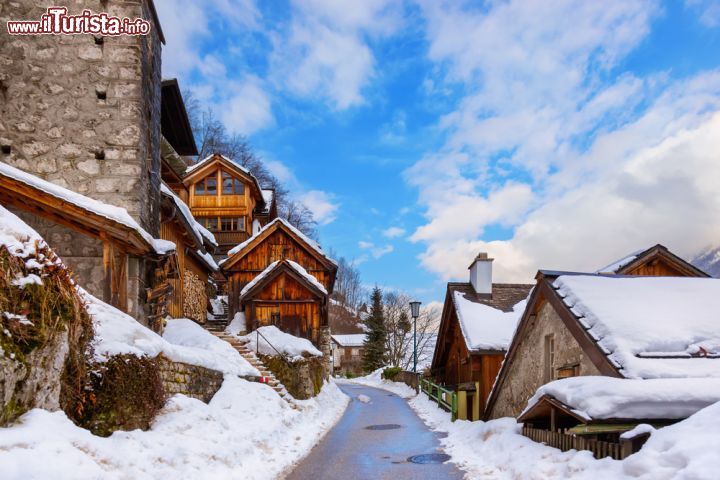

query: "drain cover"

left=407, top=453, right=451, bottom=464
left=365, top=424, right=401, bottom=430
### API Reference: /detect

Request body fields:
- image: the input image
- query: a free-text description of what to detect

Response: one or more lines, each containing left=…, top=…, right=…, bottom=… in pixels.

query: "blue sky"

left=156, top=0, right=720, bottom=305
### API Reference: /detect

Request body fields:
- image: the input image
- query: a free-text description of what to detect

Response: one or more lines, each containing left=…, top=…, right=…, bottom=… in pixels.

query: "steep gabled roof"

left=239, top=259, right=328, bottom=301
left=596, top=244, right=709, bottom=277
left=182, top=153, right=265, bottom=204
left=160, top=79, right=197, bottom=156
left=221, top=217, right=337, bottom=271
left=486, top=271, right=720, bottom=418
left=0, top=161, right=172, bottom=256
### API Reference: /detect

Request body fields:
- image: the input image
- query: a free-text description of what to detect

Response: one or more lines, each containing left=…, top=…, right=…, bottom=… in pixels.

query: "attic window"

left=221, top=171, right=245, bottom=195
left=195, top=174, right=217, bottom=195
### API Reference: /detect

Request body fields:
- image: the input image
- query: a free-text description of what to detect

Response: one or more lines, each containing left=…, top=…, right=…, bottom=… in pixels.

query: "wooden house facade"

left=222, top=218, right=337, bottom=352
left=430, top=254, right=532, bottom=420
left=181, top=154, right=277, bottom=254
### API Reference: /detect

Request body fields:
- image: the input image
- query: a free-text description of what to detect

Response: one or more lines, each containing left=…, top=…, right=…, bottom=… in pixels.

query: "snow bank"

left=0, top=378, right=349, bottom=480
left=238, top=326, right=322, bottom=362
left=411, top=388, right=720, bottom=479
left=86, top=291, right=258, bottom=377
left=454, top=292, right=527, bottom=351
left=0, top=162, right=171, bottom=255
left=338, top=368, right=417, bottom=399
left=553, top=275, right=720, bottom=378
left=522, top=376, right=720, bottom=421
left=225, top=312, right=246, bottom=335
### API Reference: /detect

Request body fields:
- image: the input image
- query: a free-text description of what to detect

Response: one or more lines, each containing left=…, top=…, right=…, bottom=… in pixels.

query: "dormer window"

left=195, top=174, right=217, bottom=196
left=222, top=171, right=245, bottom=195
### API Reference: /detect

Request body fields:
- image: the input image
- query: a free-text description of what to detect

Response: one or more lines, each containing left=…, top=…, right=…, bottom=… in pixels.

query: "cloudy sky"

left=155, top=0, right=720, bottom=303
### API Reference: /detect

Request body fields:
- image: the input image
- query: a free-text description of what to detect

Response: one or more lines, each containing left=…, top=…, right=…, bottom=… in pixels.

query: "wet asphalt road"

left=284, top=383, right=465, bottom=480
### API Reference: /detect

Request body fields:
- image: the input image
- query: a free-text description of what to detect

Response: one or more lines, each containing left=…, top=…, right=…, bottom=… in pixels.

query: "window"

left=221, top=171, right=245, bottom=195
left=195, top=174, right=217, bottom=196
left=220, top=217, right=245, bottom=232
left=556, top=364, right=579, bottom=379
left=544, top=334, right=555, bottom=382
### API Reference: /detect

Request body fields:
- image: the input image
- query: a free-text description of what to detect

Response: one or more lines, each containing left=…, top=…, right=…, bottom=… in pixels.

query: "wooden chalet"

left=430, top=253, right=532, bottom=420
left=0, top=161, right=176, bottom=329
left=221, top=218, right=337, bottom=349
left=181, top=153, right=277, bottom=254
left=596, top=244, right=710, bottom=277
left=331, top=334, right=367, bottom=376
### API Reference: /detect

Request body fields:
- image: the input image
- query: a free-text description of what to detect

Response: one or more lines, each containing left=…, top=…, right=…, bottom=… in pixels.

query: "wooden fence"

left=522, top=426, right=633, bottom=460
left=420, top=378, right=458, bottom=421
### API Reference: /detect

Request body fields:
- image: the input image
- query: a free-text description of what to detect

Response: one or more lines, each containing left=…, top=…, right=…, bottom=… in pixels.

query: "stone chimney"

left=469, top=253, right=493, bottom=295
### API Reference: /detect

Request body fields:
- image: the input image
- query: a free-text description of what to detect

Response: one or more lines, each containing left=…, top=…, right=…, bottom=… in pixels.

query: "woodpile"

left=183, top=270, right=207, bottom=324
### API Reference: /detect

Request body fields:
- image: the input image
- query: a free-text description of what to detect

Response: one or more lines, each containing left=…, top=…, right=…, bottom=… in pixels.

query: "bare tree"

left=383, top=292, right=440, bottom=371
left=330, top=254, right=365, bottom=311
left=282, top=199, right=317, bottom=239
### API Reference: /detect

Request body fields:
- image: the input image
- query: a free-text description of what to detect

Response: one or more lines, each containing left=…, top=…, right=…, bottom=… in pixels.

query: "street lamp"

left=409, top=301, right=421, bottom=374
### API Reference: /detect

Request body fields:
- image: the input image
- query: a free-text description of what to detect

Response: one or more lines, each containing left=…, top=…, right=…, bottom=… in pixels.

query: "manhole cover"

left=365, top=424, right=402, bottom=430
left=407, top=453, right=451, bottom=464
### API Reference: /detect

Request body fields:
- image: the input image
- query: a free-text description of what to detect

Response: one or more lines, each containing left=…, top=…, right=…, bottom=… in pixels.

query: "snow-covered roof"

left=0, top=161, right=173, bottom=255
left=185, top=153, right=251, bottom=176
left=194, top=249, right=219, bottom=272
left=453, top=291, right=528, bottom=351
left=595, top=248, right=648, bottom=274
left=331, top=334, right=367, bottom=347
left=521, top=376, right=720, bottom=422
left=240, top=259, right=327, bottom=299
left=223, top=217, right=337, bottom=267
left=160, top=183, right=204, bottom=246
left=553, top=274, right=720, bottom=378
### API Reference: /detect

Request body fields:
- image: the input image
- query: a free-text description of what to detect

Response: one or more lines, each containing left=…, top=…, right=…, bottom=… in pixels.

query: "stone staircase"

left=205, top=302, right=295, bottom=405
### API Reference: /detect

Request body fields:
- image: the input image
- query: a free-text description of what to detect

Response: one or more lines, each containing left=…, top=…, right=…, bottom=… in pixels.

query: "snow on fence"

left=521, top=425, right=634, bottom=460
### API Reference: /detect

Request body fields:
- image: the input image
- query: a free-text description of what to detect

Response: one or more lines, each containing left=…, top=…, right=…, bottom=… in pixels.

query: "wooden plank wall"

left=160, top=222, right=184, bottom=318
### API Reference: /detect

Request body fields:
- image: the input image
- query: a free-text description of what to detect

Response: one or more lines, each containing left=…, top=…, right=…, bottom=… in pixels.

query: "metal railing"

left=420, top=378, right=458, bottom=421
left=255, top=328, right=291, bottom=364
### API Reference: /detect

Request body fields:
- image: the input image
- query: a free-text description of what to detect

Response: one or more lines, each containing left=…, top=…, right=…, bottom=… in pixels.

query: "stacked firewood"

left=183, top=270, right=207, bottom=324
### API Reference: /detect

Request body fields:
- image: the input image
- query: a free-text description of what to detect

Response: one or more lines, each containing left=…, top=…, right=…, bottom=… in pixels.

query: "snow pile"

left=522, top=376, right=720, bottom=421
left=0, top=378, right=349, bottom=480
left=454, top=292, right=527, bottom=351
left=86, top=291, right=258, bottom=377
left=0, top=161, right=172, bottom=255
left=338, top=368, right=417, bottom=399
left=411, top=392, right=720, bottom=479
left=238, top=326, right=322, bottom=362
left=0, top=204, right=45, bottom=255
left=224, top=217, right=337, bottom=266
left=553, top=275, right=720, bottom=378
left=225, top=312, right=247, bottom=335
left=209, top=296, right=226, bottom=316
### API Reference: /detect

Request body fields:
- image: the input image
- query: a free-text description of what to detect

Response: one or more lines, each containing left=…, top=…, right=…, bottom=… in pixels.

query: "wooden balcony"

left=214, top=231, right=250, bottom=252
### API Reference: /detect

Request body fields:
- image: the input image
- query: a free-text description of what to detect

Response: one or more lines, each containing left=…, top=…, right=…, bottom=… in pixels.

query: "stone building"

left=485, top=247, right=712, bottom=420
left=0, top=1, right=165, bottom=322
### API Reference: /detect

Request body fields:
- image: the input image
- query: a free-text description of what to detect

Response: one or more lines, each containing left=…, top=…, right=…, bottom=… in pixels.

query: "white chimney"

left=469, top=253, right=493, bottom=295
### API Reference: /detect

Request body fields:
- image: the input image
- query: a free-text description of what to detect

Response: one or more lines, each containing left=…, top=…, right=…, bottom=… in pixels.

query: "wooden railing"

left=214, top=231, right=249, bottom=246
left=420, top=378, right=458, bottom=421
left=522, top=426, right=632, bottom=460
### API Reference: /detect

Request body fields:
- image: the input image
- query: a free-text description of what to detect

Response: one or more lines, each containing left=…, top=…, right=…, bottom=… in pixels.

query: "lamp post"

left=409, top=301, right=421, bottom=374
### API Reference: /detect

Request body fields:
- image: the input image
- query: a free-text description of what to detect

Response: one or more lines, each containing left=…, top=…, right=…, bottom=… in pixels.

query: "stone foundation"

left=261, top=355, right=325, bottom=400
left=158, top=356, right=224, bottom=403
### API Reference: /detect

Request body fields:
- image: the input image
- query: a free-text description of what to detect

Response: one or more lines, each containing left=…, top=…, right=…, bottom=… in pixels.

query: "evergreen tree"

left=362, top=286, right=387, bottom=372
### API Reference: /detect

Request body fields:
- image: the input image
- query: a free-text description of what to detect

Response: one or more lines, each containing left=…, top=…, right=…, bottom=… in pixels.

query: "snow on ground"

left=553, top=275, right=720, bottom=378
left=522, top=376, right=720, bottom=421
left=86, top=291, right=258, bottom=377
left=225, top=311, right=247, bottom=335
left=237, top=326, right=322, bottom=361
left=409, top=390, right=720, bottom=480
left=0, top=378, right=349, bottom=480
left=209, top=296, right=226, bottom=316
left=338, top=368, right=416, bottom=399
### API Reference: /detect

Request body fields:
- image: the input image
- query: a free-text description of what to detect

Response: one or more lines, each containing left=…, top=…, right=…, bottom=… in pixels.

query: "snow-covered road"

left=285, top=383, right=465, bottom=480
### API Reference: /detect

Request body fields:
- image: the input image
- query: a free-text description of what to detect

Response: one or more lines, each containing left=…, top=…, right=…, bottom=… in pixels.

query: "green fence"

left=420, top=378, right=458, bottom=421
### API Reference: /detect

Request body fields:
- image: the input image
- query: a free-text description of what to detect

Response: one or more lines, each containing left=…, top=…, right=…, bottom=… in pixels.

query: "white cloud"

left=357, top=240, right=394, bottom=259
left=270, top=0, right=403, bottom=109
left=220, top=76, right=274, bottom=135
left=300, top=190, right=339, bottom=225
left=407, top=1, right=720, bottom=283
left=686, top=0, right=720, bottom=27
left=382, top=226, right=406, bottom=238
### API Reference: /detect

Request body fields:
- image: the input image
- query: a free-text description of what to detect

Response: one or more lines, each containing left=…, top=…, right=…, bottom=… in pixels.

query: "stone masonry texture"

left=158, top=356, right=224, bottom=404
left=0, top=1, right=163, bottom=322
left=488, top=301, right=601, bottom=419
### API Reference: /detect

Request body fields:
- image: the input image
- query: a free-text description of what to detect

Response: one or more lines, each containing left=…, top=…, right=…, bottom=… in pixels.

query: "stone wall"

left=158, top=356, right=224, bottom=403
left=261, top=355, right=325, bottom=400
left=487, top=301, right=601, bottom=419
left=0, top=1, right=163, bottom=323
